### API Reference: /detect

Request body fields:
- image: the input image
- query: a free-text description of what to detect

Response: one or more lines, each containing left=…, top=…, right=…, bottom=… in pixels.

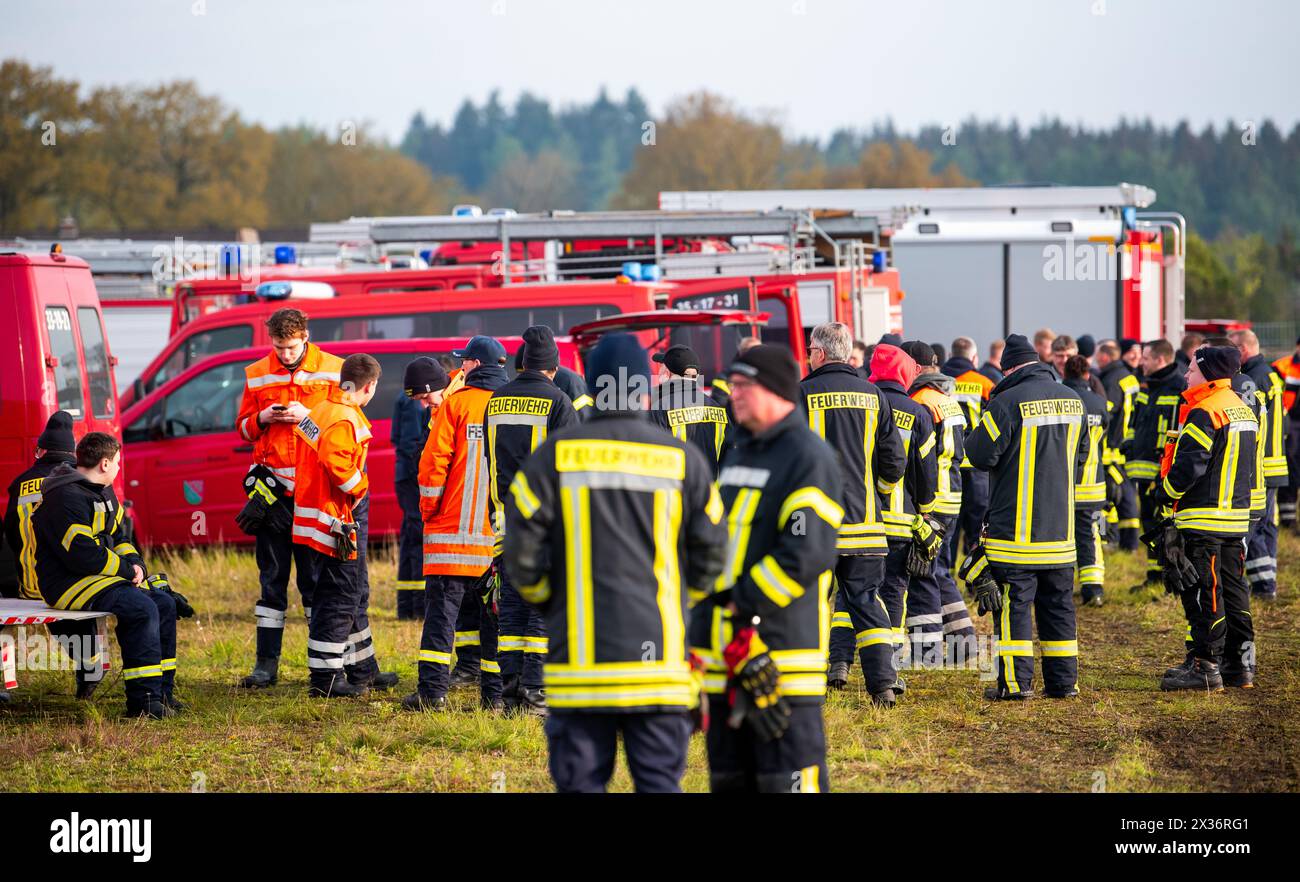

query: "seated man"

left=32, top=432, right=185, bottom=719
left=3, top=412, right=103, bottom=700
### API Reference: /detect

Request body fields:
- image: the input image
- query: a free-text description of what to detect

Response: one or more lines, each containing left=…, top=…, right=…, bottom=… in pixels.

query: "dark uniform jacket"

left=1063, top=377, right=1111, bottom=510
left=1098, top=360, right=1140, bottom=461
left=1155, top=378, right=1258, bottom=538
left=648, top=377, right=728, bottom=475
left=965, top=362, right=1087, bottom=569
left=486, top=370, right=578, bottom=533
left=1240, top=354, right=1288, bottom=487
left=909, top=372, right=966, bottom=517
left=391, top=393, right=431, bottom=484
left=799, top=362, right=905, bottom=555
left=32, top=465, right=145, bottom=610
left=688, top=408, right=845, bottom=705
left=553, top=366, right=592, bottom=422
left=4, top=452, right=76, bottom=599
left=503, top=411, right=725, bottom=713
left=875, top=381, right=938, bottom=541
left=1126, top=362, right=1185, bottom=482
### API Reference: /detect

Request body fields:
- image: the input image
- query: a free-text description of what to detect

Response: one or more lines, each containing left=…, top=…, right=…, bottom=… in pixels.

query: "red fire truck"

left=0, top=249, right=124, bottom=590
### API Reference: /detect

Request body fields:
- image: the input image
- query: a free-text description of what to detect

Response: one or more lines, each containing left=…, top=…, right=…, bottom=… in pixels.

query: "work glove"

left=958, top=545, right=1002, bottom=616
left=146, top=573, right=195, bottom=618
left=330, top=519, right=359, bottom=561
left=1161, top=524, right=1198, bottom=596
left=1106, top=464, right=1125, bottom=510
left=723, top=622, right=791, bottom=742
left=907, top=515, right=945, bottom=577
left=480, top=559, right=502, bottom=624
left=235, top=468, right=291, bottom=536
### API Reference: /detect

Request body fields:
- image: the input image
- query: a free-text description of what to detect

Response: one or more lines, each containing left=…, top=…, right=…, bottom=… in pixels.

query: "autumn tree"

left=0, top=60, right=83, bottom=230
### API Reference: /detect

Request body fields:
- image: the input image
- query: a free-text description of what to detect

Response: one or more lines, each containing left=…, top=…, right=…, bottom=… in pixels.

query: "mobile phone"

left=272, top=405, right=287, bottom=411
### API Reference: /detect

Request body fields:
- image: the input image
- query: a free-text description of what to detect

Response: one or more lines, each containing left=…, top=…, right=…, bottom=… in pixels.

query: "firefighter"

left=404, top=336, right=509, bottom=712
left=1096, top=340, right=1142, bottom=551
left=1125, top=339, right=1185, bottom=588
left=802, top=323, right=906, bottom=706
left=392, top=358, right=450, bottom=620
left=1271, top=336, right=1300, bottom=528
left=236, top=308, right=343, bottom=689
left=943, top=337, right=996, bottom=555
left=903, top=341, right=977, bottom=663
left=292, top=354, right=396, bottom=696
left=688, top=343, right=842, bottom=792
left=1233, top=330, right=1287, bottom=600
left=3, top=411, right=103, bottom=698
left=1153, top=346, right=1258, bottom=690
left=554, top=365, right=593, bottom=422
left=965, top=334, right=1087, bottom=700
left=981, top=339, right=1004, bottom=384
left=868, top=344, right=940, bottom=685
left=487, top=326, right=577, bottom=715
left=504, top=333, right=725, bottom=792
left=649, top=344, right=729, bottom=475
left=1062, top=356, right=1112, bottom=606
left=32, top=433, right=181, bottom=718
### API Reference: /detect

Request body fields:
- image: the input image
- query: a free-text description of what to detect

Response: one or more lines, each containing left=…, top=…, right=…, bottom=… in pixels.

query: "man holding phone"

left=235, top=308, right=344, bottom=689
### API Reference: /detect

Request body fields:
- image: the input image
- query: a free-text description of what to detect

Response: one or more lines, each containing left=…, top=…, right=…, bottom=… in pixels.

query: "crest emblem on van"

left=183, top=480, right=204, bottom=505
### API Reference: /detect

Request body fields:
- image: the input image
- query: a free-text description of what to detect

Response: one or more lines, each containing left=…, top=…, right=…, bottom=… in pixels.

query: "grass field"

left=2, top=533, right=1297, bottom=793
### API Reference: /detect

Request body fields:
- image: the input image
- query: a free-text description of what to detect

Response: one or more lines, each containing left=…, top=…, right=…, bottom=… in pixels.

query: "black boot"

left=983, top=685, right=1037, bottom=701
left=891, top=675, right=907, bottom=696
left=450, top=666, right=479, bottom=687
left=1159, top=658, right=1223, bottom=692
left=1163, top=651, right=1196, bottom=678
left=240, top=657, right=279, bottom=688
left=125, top=698, right=174, bottom=719
left=1080, top=584, right=1104, bottom=607
left=75, top=669, right=101, bottom=700
left=308, top=674, right=368, bottom=698
left=519, top=686, right=547, bottom=716
left=870, top=688, right=896, bottom=708
left=401, top=691, right=447, bottom=712
left=827, top=662, right=849, bottom=691
left=1220, top=664, right=1255, bottom=689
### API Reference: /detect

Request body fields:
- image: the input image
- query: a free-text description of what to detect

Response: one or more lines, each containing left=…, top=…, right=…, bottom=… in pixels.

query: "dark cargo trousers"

left=417, top=574, right=501, bottom=704
left=546, top=710, right=691, bottom=793
left=89, top=582, right=177, bottom=709
left=394, top=476, right=426, bottom=620
left=826, top=554, right=896, bottom=694
left=253, top=495, right=317, bottom=660
left=987, top=565, right=1078, bottom=696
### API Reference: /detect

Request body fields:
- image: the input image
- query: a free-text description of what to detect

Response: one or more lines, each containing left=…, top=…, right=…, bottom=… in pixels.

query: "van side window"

left=44, top=306, right=86, bottom=418
left=77, top=307, right=115, bottom=419
left=310, top=305, right=618, bottom=343
left=160, top=361, right=245, bottom=438
left=148, top=323, right=253, bottom=395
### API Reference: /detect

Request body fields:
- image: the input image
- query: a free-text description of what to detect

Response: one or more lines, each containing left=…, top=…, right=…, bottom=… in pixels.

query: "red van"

left=0, top=250, right=123, bottom=588
left=118, top=336, right=582, bottom=548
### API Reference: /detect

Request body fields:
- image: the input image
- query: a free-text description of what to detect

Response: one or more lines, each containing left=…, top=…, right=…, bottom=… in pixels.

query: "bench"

left=0, top=599, right=110, bottom=690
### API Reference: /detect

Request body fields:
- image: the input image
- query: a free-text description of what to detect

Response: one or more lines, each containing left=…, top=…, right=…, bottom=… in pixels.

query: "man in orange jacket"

left=404, top=336, right=511, bottom=711
left=294, top=353, right=396, bottom=697
left=235, top=308, right=343, bottom=689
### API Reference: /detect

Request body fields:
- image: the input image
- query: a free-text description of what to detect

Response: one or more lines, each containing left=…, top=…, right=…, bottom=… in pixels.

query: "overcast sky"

left=4, top=0, right=1298, bottom=144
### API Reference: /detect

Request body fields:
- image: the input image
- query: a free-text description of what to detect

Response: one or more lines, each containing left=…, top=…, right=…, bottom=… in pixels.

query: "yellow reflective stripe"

left=480, top=660, right=501, bottom=674
left=1015, top=423, right=1037, bottom=543
left=61, top=524, right=94, bottom=551
left=749, top=554, right=804, bottom=608
left=1125, top=460, right=1159, bottom=479
left=544, top=661, right=691, bottom=683
left=1183, top=423, right=1213, bottom=451
left=717, top=488, right=760, bottom=590
left=519, top=576, right=550, bottom=604
left=1219, top=426, right=1241, bottom=510
left=705, top=484, right=724, bottom=525
left=1040, top=640, right=1078, bottom=657
left=99, top=549, right=122, bottom=576
left=53, top=574, right=119, bottom=611
left=653, top=488, right=685, bottom=667
left=113, top=542, right=139, bottom=556
left=122, top=665, right=162, bottom=680
left=419, top=649, right=452, bottom=665
left=562, top=484, right=595, bottom=666
left=856, top=628, right=893, bottom=648
left=917, top=433, right=936, bottom=458
left=777, top=486, right=845, bottom=530
left=572, top=394, right=593, bottom=411
left=995, top=640, right=1034, bottom=656
left=1162, top=476, right=1185, bottom=500
left=509, top=471, right=542, bottom=520
left=160, top=657, right=177, bottom=671
left=545, top=685, right=694, bottom=709
left=980, top=410, right=1001, bottom=442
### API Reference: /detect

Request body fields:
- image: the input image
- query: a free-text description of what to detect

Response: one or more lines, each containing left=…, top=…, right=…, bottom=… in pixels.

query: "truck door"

left=753, top=282, right=806, bottom=366
left=121, top=359, right=249, bottom=545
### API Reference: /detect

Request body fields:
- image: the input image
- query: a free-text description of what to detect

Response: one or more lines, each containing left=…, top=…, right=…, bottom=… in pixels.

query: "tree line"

left=2, top=58, right=1297, bottom=322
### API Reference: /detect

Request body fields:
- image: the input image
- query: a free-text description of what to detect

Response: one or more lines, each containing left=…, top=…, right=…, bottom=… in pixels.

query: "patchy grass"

left=2, top=533, right=1297, bottom=792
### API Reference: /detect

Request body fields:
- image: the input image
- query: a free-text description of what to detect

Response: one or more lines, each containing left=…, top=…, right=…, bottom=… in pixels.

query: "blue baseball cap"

left=453, top=335, right=506, bottom=364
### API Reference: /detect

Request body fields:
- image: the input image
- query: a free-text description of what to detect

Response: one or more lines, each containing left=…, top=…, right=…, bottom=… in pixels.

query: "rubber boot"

left=870, top=688, right=896, bottom=708
left=519, top=686, right=547, bottom=716
left=308, top=674, right=368, bottom=698
left=161, top=671, right=185, bottom=713
left=1163, top=651, right=1195, bottom=678
left=401, top=691, right=447, bottom=712
left=240, top=656, right=279, bottom=688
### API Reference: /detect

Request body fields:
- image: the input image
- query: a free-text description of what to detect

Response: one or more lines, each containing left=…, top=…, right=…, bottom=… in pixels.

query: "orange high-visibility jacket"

left=292, top=388, right=372, bottom=559
left=950, top=369, right=994, bottom=468
left=236, top=342, right=343, bottom=492
left=419, top=381, right=495, bottom=578
left=1272, top=354, right=1300, bottom=413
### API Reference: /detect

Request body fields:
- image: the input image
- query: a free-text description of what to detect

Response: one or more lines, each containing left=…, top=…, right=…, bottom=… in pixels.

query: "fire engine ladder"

left=1134, top=211, right=1187, bottom=341
left=363, top=209, right=882, bottom=285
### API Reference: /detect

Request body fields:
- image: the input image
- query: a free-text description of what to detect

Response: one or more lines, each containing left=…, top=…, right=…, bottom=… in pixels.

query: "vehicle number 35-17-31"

left=45, top=307, right=72, bottom=332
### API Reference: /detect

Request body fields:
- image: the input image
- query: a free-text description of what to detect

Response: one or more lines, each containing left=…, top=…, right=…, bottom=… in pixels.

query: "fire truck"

left=660, top=185, right=1186, bottom=349
left=0, top=248, right=124, bottom=590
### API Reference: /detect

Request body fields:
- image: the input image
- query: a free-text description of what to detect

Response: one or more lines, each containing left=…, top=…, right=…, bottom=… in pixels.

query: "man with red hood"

left=868, top=343, right=940, bottom=695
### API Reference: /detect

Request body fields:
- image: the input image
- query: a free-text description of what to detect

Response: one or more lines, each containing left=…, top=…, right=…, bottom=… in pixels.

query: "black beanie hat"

left=522, top=325, right=560, bottom=372
left=403, top=357, right=450, bottom=396
left=1194, top=345, right=1241, bottom=382
left=728, top=344, right=801, bottom=403
left=585, top=333, right=651, bottom=411
left=1076, top=334, right=1096, bottom=358
left=878, top=333, right=903, bottom=347
left=1001, top=334, right=1038, bottom=372
left=37, top=410, right=76, bottom=453
left=900, top=340, right=936, bottom=368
